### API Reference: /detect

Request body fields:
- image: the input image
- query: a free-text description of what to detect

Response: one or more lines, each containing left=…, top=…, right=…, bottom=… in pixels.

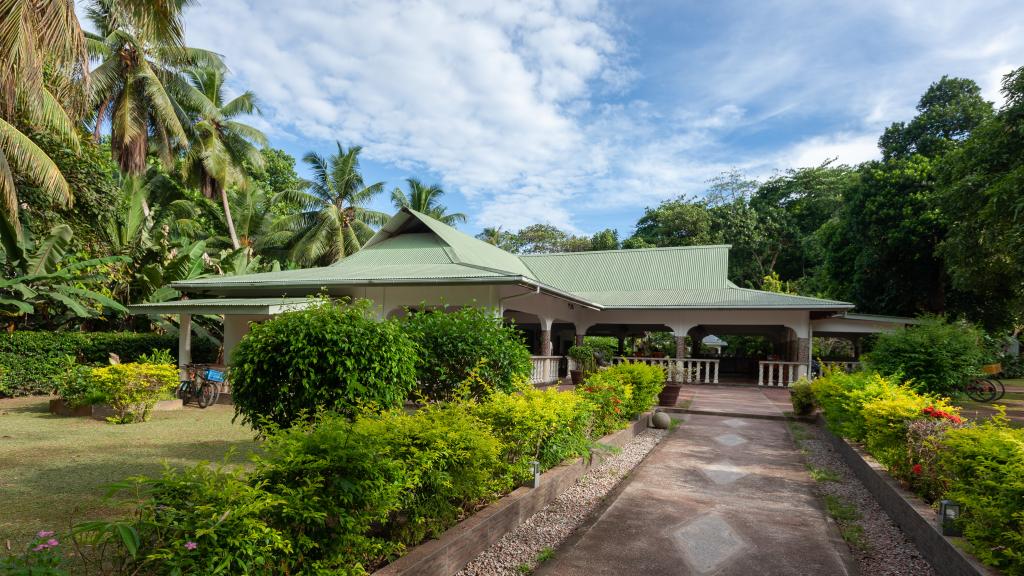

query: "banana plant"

left=0, top=224, right=128, bottom=319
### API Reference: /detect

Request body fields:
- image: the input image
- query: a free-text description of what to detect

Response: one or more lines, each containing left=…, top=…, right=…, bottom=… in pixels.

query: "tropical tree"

left=180, top=65, right=267, bottom=250
left=390, top=178, right=466, bottom=225
left=0, top=0, right=88, bottom=244
left=282, top=143, right=388, bottom=266
left=86, top=0, right=222, bottom=178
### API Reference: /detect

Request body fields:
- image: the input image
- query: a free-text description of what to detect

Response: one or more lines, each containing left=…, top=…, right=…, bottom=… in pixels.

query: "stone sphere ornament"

left=652, top=410, right=672, bottom=429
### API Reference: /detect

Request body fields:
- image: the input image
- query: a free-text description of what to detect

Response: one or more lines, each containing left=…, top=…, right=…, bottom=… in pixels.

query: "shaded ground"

left=538, top=410, right=854, bottom=576
left=0, top=396, right=256, bottom=548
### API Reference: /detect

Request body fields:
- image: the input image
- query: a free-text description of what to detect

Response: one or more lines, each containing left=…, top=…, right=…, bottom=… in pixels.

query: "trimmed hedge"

left=577, top=362, right=665, bottom=436
left=0, top=331, right=217, bottom=397
left=812, top=370, right=1024, bottom=575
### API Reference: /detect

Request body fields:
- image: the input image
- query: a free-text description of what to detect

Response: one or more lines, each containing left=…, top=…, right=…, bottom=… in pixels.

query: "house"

left=130, top=208, right=913, bottom=387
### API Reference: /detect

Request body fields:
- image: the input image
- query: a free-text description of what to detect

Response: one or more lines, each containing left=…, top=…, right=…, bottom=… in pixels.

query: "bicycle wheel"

left=176, top=381, right=192, bottom=404
left=197, top=381, right=216, bottom=408
left=989, top=378, right=1006, bottom=402
left=965, top=379, right=997, bottom=402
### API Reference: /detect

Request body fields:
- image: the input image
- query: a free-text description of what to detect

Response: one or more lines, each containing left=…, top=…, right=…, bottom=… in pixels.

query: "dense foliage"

left=864, top=316, right=986, bottom=395
left=230, top=299, right=418, bottom=432
left=401, top=305, right=532, bottom=401
left=812, top=370, right=1024, bottom=574
left=577, top=362, right=665, bottom=436
left=0, top=331, right=216, bottom=397
left=90, top=362, right=179, bottom=424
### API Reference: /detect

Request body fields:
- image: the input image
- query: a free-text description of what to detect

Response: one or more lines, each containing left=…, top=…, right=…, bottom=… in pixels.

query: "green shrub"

left=401, top=305, right=532, bottom=401
left=74, top=463, right=292, bottom=576
left=567, top=344, right=597, bottom=373
left=91, top=362, right=179, bottom=423
left=253, top=407, right=503, bottom=573
left=1001, top=353, right=1024, bottom=378
left=472, top=382, right=591, bottom=486
left=0, top=331, right=216, bottom=397
left=53, top=355, right=105, bottom=407
left=864, top=316, right=986, bottom=395
left=810, top=370, right=891, bottom=440
left=906, top=418, right=960, bottom=502
left=230, top=299, right=417, bottom=432
left=789, top=378, right=815, bottom=416
left=935, top=412, right=1024, bottom=574
left=605, top=362, right=665, bottom=419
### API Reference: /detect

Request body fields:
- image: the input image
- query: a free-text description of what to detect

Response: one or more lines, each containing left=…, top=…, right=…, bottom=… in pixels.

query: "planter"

left=49, top=398, right=183, bottom=418
left=570, top=370, right=584, bottom=386
left=373, top=412, right=653, bottom=576
left=658, top=383, right=682, bottom=406
left=981, top=363, right=1002, bottom=375
left=91, top=398, right=183, bottom=420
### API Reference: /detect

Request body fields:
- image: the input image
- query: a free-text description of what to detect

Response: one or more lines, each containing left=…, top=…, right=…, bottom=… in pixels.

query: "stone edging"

left=819, top=422, right=998, bottom=576
left=372, top=412, right=653, bottom=576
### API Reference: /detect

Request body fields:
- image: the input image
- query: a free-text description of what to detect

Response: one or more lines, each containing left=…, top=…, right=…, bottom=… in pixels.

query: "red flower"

left=912, top=464, right=923, bottom=475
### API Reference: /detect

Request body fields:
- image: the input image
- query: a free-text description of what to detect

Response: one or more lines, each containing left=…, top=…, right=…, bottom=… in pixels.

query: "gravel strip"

left=457, top=428, right=668, bottom=576
left=793, top=421, right=937, bottom=576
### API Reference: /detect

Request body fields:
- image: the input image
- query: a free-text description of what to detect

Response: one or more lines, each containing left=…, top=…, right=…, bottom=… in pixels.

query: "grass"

left=823, top=494, right=867, bottom=550
left=536, top=547, right=556, bottom=563
left=0, top=396, right=257, bottom=548
left=806, top=465, right=841, bottom=483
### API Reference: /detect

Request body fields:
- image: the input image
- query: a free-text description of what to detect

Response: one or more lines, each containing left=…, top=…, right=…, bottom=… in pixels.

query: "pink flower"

left=46, top=539, right=59, bottom=547
left=36, top=530, right=54, bottom=538
left=185, top=541, right=198, bottom=551
left=32, top=544, right=48, bottom=552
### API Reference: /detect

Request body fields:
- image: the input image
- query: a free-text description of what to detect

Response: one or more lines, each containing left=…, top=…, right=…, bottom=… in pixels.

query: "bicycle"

left=965, top=363, right=1007, bottom=403
left=177, top=364, right=224, bottom=408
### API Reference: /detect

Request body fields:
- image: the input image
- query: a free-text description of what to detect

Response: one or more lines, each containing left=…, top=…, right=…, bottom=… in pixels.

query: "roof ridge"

left=519, top=244, right=733, bottom=257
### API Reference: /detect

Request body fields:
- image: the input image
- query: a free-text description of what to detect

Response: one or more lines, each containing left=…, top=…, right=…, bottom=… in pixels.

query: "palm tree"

left=180, top=66, right=267, bottom=250
left=390, top=178, right=466, bottom=226
left=0, top=0, right=88, bottom=246
left=86, top=0, right=222, bottom=178
left=282, top=143, right=389, bottom=266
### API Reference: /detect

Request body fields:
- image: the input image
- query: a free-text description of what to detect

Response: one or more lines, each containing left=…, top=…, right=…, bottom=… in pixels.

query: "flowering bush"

left=576, top=370, right=632, bottom=436
left=906, top=418, right=960, bottom=502
left=861, top=385, right=959, bottom=476
left=0, top=530, right=69, bottom=575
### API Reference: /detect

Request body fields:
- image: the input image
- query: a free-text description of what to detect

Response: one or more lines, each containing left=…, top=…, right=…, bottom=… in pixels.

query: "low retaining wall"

left=373, top=412, right=653, bottom=576
left=819, top=424, right=997, bottom=576
left=49, top=398, right=183, bottom=418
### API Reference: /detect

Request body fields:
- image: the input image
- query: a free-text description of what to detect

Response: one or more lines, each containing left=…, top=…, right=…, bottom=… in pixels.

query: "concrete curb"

left=819, top=423, right=998, bottom=576
left=372, top=413, right=653, bottom=576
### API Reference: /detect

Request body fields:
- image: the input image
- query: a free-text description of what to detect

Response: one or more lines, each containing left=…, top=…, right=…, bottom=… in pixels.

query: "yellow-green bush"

left=472, top=382, right=591, bottom=487
left=606, top=362, right=665, bottom=419
left=91, top=362, right=178, bottom=424
left=811, top=370, right=895, bottom=440
left=935, top=412, right=1024, bottom=574
left=861, top=385, right=958, bottom=475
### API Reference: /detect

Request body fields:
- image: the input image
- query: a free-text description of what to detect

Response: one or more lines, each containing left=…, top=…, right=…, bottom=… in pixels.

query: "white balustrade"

left=530, top=356, right=562, bottom=386
left=610, top=357, right=720, bottom=384
left=758, top=361, right=804, bottom=387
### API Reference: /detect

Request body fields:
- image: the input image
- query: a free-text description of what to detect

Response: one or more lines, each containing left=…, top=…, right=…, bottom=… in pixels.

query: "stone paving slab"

left=679, top=385, right=787, bottom=419
left=537, top=412, right=854, bottom=576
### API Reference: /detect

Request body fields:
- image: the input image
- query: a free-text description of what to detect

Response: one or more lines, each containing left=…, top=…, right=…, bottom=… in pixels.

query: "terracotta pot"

left=658, top=384, right=682, bottom=406
left=48, top=398, right=92, bottom=417
left=570, top=370, right=584, bottom=386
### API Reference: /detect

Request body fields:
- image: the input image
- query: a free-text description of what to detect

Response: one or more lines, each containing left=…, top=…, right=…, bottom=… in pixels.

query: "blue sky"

left=170, top=0, right=1023, bottom=237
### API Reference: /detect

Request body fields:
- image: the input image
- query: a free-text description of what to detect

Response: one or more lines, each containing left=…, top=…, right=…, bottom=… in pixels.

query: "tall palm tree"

left=390, top=178, right=466, bottom=226
left=87, top=0, right=221, bottom=178
left=0, top=0, right=88, bottom=246
left=180, top=66, right=267, bottom=250
left=282, top=142, right=388, bottom=266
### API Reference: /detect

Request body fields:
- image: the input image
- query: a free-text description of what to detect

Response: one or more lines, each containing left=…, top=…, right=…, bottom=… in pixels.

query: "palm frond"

left=0, top=117, right=72, bottom=211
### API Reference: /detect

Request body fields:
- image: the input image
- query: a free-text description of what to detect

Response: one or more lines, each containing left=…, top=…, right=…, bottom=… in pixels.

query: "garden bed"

left=48, top=397, right=183, bottom=419
left=372, top=412, right=654, bottom=576
left=818, top=421, right=998, bottom=576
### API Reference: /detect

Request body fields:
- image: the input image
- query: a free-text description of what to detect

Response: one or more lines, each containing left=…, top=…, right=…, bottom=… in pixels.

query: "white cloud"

left=174, top=0, right=1024, bottom=231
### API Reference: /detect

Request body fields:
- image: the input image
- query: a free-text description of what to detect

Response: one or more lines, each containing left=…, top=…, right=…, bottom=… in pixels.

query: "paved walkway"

left=538, top=395, right=853, bottom=575
left=680, top=384, right=789, bottom=419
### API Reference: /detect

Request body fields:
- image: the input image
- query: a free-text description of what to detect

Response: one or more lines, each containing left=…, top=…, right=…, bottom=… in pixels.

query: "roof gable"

left=365, top=209, right=536, bottom=278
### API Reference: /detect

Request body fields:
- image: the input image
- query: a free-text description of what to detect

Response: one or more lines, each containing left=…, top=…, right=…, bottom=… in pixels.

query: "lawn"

left=0, top=396, right=257, bottom=549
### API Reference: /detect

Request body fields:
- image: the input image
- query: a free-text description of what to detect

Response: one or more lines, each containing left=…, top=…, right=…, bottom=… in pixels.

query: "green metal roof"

left=170, top=208, right=853, bottom=311
left=521, top=245, right=730, bottom=292
left=129, top=297, right=313, bottom=315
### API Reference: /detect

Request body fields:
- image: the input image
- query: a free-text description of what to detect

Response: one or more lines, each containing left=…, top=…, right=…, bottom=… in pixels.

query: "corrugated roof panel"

left=521, top=245, right=730, bottom=293
left=573, top=288, right=852, bottom=309
left=336, top=233, right=453, bottom=266
left=408, top=209, right=537, bottom=279
left=176, top=263, right=512, bottom=288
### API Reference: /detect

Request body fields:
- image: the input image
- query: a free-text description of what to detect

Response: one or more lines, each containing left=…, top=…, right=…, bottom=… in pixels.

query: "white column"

left=178, top=313, right=192, bottom=379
